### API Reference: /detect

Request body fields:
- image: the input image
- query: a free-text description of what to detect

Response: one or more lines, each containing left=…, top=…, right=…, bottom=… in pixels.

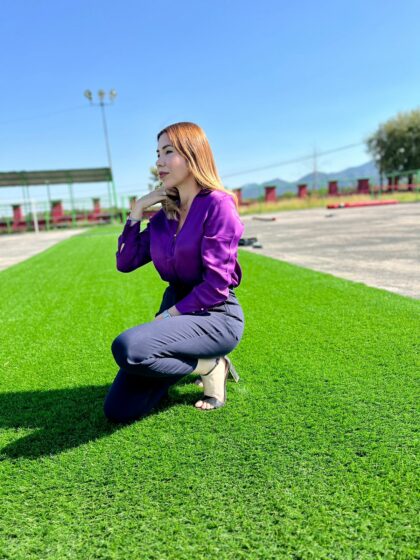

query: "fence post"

left=121, top=196, right=127, bottom=223
left=264, top=185, right=277, bottom=203
left=233, top=188, right=243, bottom=206
left=328, top=180, right=338, bottom=196
left=298, top=184, right=308, bottom=198
left=30, top=199, right=39, bottom=233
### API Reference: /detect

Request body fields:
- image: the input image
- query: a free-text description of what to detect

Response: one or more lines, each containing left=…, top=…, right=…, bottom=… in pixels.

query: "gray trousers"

left=104, top=284, right=245, bottom=423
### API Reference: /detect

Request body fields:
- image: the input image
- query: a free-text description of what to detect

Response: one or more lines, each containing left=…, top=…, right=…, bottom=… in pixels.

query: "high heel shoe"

left=194, top=355, right=239, bottom=387
left=194, top=356, right=230, bottom=410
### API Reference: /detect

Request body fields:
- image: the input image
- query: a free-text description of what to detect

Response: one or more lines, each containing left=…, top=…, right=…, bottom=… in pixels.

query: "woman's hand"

left=154, top=314, right=165, bottom=321
left=154, top=305, right=182, bottom=320
left=130, top=186, right=178, bottom=219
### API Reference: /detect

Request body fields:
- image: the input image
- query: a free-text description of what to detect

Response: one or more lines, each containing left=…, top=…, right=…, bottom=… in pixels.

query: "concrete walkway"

left=240, top=202, right=420, bottom=299
left=0, top=203, right=419, bottom=299
left=0, top=228, right=87, bottom=272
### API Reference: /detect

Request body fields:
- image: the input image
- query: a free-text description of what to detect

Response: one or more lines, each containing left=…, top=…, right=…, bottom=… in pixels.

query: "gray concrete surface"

left=240, top=202, right=420, bottom=299
left=0, top=228, right=87, bottom=272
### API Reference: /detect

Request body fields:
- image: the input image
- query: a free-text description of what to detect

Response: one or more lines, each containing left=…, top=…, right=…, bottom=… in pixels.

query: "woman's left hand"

left=154, top=305, right=182, bottom=320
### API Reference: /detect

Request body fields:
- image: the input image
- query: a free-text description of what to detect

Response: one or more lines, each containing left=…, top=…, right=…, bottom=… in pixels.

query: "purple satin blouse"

left=116, top=189, right=245, bottom=314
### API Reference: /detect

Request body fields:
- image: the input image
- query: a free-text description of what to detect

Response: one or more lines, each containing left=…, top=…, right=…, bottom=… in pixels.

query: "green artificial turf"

left=0, top=223, right=419, bottom=559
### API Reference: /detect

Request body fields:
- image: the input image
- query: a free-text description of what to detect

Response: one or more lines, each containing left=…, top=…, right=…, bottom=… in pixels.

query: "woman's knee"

left=111, top=333, right=131, bottom=368
left=111, top=330, right=151, bottom=368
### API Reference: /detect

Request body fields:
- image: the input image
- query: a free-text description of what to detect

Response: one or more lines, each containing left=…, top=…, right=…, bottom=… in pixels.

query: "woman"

left=104, top=122, right=245, bottom=423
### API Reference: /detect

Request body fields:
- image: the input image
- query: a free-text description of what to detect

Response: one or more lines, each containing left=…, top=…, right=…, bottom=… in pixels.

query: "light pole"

left=84, top=88, right=118, bottom=210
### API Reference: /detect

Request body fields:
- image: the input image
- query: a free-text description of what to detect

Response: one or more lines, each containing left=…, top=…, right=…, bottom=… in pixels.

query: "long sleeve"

left=174, top=196, right=244, bottom=314
left=116, top=219, right=152, bottom=272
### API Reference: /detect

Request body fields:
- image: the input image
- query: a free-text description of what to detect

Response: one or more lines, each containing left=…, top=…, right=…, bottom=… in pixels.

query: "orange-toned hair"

left=156, top=122, right=239, bottom=220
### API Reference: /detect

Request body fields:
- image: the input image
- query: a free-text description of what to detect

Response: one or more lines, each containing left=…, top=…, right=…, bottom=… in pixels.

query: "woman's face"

left=156, top=132, right=191, bottom=190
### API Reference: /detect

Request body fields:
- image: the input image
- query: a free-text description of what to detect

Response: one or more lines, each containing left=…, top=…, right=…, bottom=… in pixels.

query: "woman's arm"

left=116, top=218, right=152, bottom=272
left=173, top=196, right=244, bottom=314
left=116, top=186, right=171, bottom=273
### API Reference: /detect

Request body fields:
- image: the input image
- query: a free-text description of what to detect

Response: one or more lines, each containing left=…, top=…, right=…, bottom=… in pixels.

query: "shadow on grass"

left=0, top=375, right=199, bottom=460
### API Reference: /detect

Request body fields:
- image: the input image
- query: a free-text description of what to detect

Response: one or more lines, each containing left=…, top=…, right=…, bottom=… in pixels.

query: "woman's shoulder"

left=202, top=188, right=235, bottom=207
left=204, top=190, right=242, bottom=225
left=148, top=190, right=235, bottom=221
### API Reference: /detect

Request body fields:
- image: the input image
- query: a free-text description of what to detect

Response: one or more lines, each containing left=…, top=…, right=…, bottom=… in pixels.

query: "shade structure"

left=0, top=167, right=112, bottom=187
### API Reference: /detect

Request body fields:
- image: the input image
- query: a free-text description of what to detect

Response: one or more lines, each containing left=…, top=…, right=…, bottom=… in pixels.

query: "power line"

left=0, top=104, right=89, bottom=126
left=114, top=142, right=367, bottom=192
left=220, top=142, right=365, bottom=179
left=0, top=97, right=151, bottom=128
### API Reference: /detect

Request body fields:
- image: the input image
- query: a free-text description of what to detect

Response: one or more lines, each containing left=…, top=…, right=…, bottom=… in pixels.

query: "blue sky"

left=1, top=0, right=420, bottom=207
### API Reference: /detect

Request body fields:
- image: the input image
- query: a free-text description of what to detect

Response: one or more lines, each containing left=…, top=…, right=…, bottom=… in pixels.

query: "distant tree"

left=147, top=166, right=161, bottom=192
left=366, top=108, right=420, bottom=180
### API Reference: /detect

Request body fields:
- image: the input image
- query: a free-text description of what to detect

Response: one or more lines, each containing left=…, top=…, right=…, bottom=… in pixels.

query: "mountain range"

left=237, top=161, right=380, bottom=199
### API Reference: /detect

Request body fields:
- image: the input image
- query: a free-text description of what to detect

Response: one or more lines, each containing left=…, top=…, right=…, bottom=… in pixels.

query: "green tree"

left=366, top=108, right=420, bottom=180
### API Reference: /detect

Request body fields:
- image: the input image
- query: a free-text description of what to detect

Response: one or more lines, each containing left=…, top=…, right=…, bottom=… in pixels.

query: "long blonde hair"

left=156, top=122, right=239, bottom=220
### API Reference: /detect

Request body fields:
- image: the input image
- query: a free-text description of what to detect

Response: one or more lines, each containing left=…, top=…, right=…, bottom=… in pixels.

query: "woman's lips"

left=159, top=173, right=169, bottom=178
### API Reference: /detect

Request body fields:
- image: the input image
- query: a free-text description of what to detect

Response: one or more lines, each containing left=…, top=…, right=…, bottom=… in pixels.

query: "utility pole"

left=313, top=144, right=318, bottom=192
left=83, top=89, right=118, bottom=210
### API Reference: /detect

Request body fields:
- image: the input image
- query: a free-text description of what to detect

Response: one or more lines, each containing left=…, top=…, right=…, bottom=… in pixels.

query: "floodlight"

left=83, top=88, right=116, bottom=188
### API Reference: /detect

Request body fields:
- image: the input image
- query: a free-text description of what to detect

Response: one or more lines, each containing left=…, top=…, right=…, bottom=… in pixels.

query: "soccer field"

left=0, top=224, right=418, bottom=559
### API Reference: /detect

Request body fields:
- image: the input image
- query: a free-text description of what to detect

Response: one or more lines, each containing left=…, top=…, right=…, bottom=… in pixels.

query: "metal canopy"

left=0, top=167, right=112, bottom=187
